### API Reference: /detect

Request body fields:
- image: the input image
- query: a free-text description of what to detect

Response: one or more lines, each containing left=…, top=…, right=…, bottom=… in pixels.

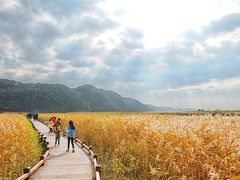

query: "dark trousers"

left=49, top=128, right=53, bottom=133
left=55, top=136, right=60, bottom=145
left=68, top=137, right=74, bottom=149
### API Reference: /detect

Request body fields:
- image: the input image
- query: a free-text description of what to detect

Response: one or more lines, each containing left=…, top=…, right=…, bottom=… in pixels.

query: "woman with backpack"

left=66, top=120, right=76, bottom=153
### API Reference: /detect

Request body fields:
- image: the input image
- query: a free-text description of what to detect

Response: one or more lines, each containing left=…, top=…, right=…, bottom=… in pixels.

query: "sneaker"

left=72, top=149, right=75, bottom=153
left=66, top=149, right=69, bottom=152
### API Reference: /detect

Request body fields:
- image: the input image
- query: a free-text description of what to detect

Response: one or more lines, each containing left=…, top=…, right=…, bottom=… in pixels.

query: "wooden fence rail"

left=37, top=118, right=101, bottom=179
left=16, top=118, right=101, bottom=180
left=16, top=119, right=50, bottom=180
left=63, top=133, right=101, bottom=180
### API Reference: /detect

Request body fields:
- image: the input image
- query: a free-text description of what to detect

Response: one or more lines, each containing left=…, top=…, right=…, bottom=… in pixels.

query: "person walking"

left=51, top=116, right=57, bottom=133
left=56, top=118, right=61, bottom=127
left=66, top=120, right=76, bottom=153
left=55, top=125, right=61, bottom=146
left=52, top=116, right=57, bottom=125
left=35, top=113, right=38, bottom=120
left=48, top=118, right=54, bottom=134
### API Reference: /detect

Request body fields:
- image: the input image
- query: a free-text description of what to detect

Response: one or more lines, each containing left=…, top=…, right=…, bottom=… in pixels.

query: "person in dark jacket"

left=66, top=120, right=76, bottom=153
left=26, top=113, right=32, bottom=120
left=56, top=118, right=61, bottom=127
left=55, top=125, right=61, bottom=146
left=48, top=118, right=54, bottom=134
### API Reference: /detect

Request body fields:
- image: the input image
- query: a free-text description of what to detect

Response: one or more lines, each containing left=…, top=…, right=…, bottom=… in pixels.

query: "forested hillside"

left=0, top=79, right=152, bottom=112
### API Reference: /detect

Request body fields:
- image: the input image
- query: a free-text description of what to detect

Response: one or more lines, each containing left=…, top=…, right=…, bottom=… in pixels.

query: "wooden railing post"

left=89, top=146, right=92, bottom=155
left=16, top=118, right=51, bottom=180
left=45, top=141, right=49, bottom=150
left=23, top=167, right=30, bottom=173
left=23, top=167, right=30, bottom=179
left=43, top=137, right=47, bottom=149
left=96, top=164, right=101, bottom=175
left=39, top=134, right=43, bottom=142
left=73, top=136, right=101, bottom=179
left=40, top=155, right=45, bottom=166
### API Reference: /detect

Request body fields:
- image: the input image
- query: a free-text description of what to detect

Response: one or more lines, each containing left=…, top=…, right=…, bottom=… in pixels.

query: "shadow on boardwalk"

left=48, top=152, right=69, bottom=160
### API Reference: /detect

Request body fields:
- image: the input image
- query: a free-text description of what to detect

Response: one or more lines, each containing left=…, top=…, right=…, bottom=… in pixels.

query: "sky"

left=0, top=0, right=240, bottom=110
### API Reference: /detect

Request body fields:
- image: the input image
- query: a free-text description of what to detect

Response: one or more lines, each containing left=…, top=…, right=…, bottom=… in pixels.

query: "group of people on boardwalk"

left=48, top=116, right=76, bottom=152
left=27, top=113, right=38, bottom=120
left=48, top=116, right=61, bottom=146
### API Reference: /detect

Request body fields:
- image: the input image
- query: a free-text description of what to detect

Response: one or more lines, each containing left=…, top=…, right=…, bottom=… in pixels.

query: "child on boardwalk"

left=55, top=125, right=61, bottom=146
left=56, top=118, right=61, bottom=128
left=53, top=118, right=61, bottom=133
left=66, top=120, right=76, bottom=153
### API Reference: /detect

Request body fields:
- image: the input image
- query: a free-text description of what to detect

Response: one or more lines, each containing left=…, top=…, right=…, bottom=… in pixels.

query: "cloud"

left=0, top=1, right=61, bottom=64
left=183, top=12, right=240, bottom=41
left=104, top=28, right=144, bottom=66
left=0, top=0, right=118, bottom=68
left=137, top=13, right=240, bottom=90
left=145, top=39, right=240, bottom=90
left=90, top=12, right=240, bottom=109
left=204, top=13, right=240, bottom=35
left=19, top=0, right=98, bottom=18
left=74, top=15, right=119, bottom=34
left=141, top=77, right=240, bottom=109
left=0, top=0, right=240, bottom=109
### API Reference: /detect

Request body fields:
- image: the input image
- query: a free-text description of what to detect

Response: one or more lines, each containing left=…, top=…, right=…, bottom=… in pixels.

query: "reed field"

left=0, top=113, right=42, bottom=179
left=39, top=113, right=240, bottom=179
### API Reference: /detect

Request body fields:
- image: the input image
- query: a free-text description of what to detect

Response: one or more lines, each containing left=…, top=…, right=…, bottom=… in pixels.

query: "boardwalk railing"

left=16, top=119, right=50, bottom=180
left=26, top=118, right=101, bottom=180
left=63, top=133, right=101, bottom=180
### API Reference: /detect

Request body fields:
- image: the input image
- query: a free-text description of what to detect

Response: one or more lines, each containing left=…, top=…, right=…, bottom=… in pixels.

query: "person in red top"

left=52, top=116, right=57, bottom=125
left=52, top=116, right=57, bottom=132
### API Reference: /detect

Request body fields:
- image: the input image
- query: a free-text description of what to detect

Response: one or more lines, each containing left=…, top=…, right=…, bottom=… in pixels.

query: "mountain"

left=146, top=104, right=195, bottom=112
left=0, top=79, right=152, bottom=112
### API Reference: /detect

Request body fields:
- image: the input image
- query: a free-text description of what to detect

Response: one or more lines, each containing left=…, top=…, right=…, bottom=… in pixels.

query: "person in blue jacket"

left=66, top=120, right=76, bottom=153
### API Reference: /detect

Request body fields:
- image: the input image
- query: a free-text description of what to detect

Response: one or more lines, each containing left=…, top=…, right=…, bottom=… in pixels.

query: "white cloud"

left=0, top=34, right=23, bottom=60
left=99, top=0, right=240, bottom=48
left=0, top=0, right=21, bottom=10
left=0, top=0, right=240, bottom=109
left=139, top=77, right=240, bottom=109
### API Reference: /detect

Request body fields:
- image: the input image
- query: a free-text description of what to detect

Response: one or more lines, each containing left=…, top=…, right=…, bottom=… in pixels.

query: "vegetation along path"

left=30, top=120, right=94, bottom=180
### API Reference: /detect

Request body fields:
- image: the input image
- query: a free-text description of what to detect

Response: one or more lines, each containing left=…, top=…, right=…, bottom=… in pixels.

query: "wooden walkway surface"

left=30, top=120, right=94, bottom=180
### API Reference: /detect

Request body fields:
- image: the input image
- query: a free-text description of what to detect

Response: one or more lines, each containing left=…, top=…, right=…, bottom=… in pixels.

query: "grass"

left=0, top=113, right=42, bottom=179
left=39, top=112, right=240, bottom=179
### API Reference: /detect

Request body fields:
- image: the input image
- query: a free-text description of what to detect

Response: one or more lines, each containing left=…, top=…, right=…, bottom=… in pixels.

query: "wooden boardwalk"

left=30, top=120, right=94, bottom=180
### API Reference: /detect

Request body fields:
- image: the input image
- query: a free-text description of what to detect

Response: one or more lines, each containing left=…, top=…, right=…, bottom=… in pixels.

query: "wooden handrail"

left=16, top=150, right=50, bottom=180
left=89, top=150, right=94, bottom=157
left=63, top=132, right=101, bottom=180
left=16, top=119, right=50, bottom=180
left=38, top=122, right=101, bottom=180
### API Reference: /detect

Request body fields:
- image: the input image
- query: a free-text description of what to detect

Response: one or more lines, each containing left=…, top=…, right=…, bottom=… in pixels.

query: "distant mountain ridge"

left=146, top=104, right=194, bottom=112
left=0, top=79, right=152, bottom=112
